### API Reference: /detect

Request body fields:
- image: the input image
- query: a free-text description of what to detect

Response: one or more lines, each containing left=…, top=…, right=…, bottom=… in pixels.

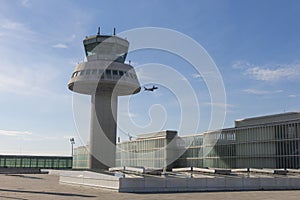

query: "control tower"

left=68, top=28, right=140, bottom=170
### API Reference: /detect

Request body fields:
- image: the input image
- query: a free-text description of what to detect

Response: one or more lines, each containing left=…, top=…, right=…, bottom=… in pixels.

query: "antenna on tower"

left=97, top=27, right=100, bottom=35
left=113, top=27, right=116, bottom=35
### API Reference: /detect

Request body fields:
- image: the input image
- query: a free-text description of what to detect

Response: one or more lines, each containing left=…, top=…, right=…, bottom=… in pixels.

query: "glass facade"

left=73, top=146, right=90, bottom=169
left=116, top=113, right=300, bottom=170
left=0, top=155, right=72, bottom=169
left=178, top=121, right=300, bottom=169
left=71, top=68, right=136, bottom=83
left=83, top=35, right=128, bottom=63
left=73, top=112, right=300, bottom=170
left=115, top=131, right=179, bottom=170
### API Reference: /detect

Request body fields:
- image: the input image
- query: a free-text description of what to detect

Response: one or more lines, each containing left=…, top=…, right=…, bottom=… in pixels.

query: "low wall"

left=57, top=170, right=300, bottom=193
left=119, top=177, right=300, bottom=193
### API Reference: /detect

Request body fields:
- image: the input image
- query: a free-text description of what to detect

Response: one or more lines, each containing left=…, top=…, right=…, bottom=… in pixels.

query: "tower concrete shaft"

left=90, top=91, right=117, bottom=169
left=68, top=28, right=140, bottom=170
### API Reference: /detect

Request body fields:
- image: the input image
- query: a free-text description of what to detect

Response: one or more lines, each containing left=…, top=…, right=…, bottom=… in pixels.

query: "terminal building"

left=74, top=112, right=300, bottom=170
left=0, top=155, right=72, bottom=169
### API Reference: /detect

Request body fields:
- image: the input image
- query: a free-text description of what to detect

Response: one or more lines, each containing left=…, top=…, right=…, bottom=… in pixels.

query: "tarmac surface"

left=1, top=174, right=300, bottom=200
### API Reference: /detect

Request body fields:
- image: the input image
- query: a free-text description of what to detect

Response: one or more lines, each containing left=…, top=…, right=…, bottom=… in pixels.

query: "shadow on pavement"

left=5, top=174, right=44, bottom=180
left=0, top=188, right=97, bottom=198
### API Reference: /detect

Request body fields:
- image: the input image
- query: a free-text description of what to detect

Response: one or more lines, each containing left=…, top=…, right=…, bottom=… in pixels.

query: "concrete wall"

left=56, top=170, right=300, bottom=193
left=119, top=177, right=300, bottom=193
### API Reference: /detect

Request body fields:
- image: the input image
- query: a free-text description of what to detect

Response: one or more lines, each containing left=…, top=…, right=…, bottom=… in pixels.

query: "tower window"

left=71, top=72, right=77, bottom=78
left=79, top=70, right=85, bottom=76
left=119, top=71, right=124, bottom=76
left=85, top=69, right=91, bottom=75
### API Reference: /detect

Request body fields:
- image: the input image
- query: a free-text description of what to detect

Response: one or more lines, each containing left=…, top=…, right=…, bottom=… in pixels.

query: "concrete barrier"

left=187, top=177, right=206, bottom=190
left=119, top=177, right=300, bottom=193
left=290, top=178, right=300, bottom=189
left=207, top=177, right=225, bottom=189
left=144, top=177, right=164, bottom=188
left=243, top=178, right=260, bottom=190
left=57, top=170, right=300, bottom=193
left=225, top=177, right=243, bottom=190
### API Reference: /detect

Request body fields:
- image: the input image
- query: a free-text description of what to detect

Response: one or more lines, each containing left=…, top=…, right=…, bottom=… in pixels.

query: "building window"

left=85, top=69, right=91, bottom=75
left=113, top=70, right=118, bottom=76
left=98, top=69, right=104, bottom=75
left=288, top=124, right=296, bottom=138
left=106, top=70, right=112, bottom=78
left=99, top=70, right=104, bottom=79
left=92, top=69, right=97, bottom=75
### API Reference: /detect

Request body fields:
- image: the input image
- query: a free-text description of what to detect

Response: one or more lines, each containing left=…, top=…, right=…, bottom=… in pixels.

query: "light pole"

left=70, top=138, right=75, bottom=158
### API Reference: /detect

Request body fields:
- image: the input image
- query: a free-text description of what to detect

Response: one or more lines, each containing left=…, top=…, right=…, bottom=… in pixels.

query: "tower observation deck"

left=68, top=28, right=141, bottom=170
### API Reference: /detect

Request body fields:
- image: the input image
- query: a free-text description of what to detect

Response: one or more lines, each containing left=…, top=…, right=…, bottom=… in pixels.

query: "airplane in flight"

left=144, top=85, right=158, bottom=92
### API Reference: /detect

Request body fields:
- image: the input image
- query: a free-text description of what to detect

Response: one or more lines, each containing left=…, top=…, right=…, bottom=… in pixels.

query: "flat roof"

left=136, top=130, right=177, bottom=140
left=235, top=111, right=300, bottom=128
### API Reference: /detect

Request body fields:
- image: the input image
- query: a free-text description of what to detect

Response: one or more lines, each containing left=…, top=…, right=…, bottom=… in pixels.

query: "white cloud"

left=0, top=65, right=57, bottom=96
left=52, top=43, right=68, bottom=49
left=245, top=67, right=297, bottom=81
left=243, top=88, right=283, bottom=95
left=1, top=20, right=26, bottom=30
left=191, top=73, right=202, bottom=79
left=288, top=94, right=298, bottom=98
left=191, top=70, right=219, bottom=80
left=0, top=18, right=35, bottom=40
left=0, top=130, right=32, bottom=137
left=232, top=61, right=300, bottom=82
left=21, top=0, right=31, bottom=8
left=232, top=60, right=251, bottom=69
left=0, top=58, right=67, bottom=100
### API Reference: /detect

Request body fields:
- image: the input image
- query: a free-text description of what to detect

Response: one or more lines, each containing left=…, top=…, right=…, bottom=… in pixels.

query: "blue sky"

left=0, top=0, right=300, bottom=155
